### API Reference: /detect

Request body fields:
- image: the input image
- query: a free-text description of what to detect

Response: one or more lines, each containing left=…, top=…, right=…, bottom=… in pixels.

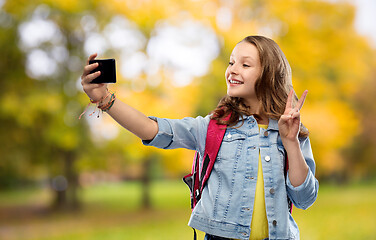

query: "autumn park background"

left=0, top=0, right=376, bottom=239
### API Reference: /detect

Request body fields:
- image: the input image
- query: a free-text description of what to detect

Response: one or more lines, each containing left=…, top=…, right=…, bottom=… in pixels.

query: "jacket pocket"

left=217, top=130, right=246, bottom=161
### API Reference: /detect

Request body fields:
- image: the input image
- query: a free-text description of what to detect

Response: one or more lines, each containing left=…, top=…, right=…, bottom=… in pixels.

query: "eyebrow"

left=230, top=55, right=255, bottom=61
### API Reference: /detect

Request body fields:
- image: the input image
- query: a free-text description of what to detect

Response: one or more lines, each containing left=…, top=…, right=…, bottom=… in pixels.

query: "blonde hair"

left=212, top=35, right=308, bottom=137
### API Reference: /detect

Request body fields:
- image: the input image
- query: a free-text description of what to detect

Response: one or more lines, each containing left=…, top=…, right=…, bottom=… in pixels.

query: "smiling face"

left=225, top=41, right=262, bottom=107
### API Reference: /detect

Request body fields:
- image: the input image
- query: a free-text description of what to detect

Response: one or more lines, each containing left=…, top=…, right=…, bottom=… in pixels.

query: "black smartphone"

left=89, top=58, right=116, bottom=84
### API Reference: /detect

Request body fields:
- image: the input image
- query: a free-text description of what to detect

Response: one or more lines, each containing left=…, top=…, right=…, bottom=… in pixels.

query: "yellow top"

left=233, top=124, right=269, bottom=240
left=249, top=124, right=269, bottom=240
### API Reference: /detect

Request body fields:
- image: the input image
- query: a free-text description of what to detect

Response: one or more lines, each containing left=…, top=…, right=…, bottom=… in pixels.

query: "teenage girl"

left=81, top=35, right=319, bottom=240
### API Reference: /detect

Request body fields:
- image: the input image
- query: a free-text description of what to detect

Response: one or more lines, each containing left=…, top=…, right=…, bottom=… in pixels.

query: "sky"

left=341, top=0, right=376, bottom=46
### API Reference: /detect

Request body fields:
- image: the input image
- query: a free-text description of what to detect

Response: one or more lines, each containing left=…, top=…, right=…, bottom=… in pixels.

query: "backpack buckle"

left=195, top=189, right=200, bottom=198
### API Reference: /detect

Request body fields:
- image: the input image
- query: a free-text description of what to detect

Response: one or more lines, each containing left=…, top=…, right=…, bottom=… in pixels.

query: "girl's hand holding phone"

left=81, top=53, right=109, bottom=102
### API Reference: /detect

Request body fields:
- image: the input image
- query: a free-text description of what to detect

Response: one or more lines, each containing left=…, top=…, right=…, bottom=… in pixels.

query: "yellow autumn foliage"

left=4, top=0, right=372, bottom=179
left=84, top=0, right=374, bottom=178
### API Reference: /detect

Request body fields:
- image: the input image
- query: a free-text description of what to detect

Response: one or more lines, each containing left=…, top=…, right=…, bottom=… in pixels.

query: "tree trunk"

left=141, top=156, right=153, bottom=209
left=51, top=150, right=80, bottom=210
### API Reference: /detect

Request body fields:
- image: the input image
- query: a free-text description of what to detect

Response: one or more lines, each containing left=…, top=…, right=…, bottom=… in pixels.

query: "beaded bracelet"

left=98, top=93, right=116, bottom=112
left=90, top=91, right=111, bottom=104
left=79, top=90, right=115, bottom=119
left=104, top=95, right=116, bottom=112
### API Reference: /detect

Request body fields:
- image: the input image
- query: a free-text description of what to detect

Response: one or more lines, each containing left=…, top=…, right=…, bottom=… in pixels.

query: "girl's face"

left=225, top=41, right=262, bottom=105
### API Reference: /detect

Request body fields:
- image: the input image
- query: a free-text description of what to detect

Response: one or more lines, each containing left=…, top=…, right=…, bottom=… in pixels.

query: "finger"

left=86, top=53, right=98, bottom=65
left=291, top=111, right=300, bottom=119
left=285, top=89, right=294, bottom=111
left=82, top=62, right=99, bottom=78
left=288, top=109, right=296, bottom=117
left=82, top=71, right=101, bottom=85
left=279, top=114, right=290, bottom=123
left=296, top=90, right=308, bottom=110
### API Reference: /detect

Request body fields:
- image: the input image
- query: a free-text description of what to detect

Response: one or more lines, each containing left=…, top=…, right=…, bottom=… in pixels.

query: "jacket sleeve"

left=142, top=115, right=210, bottom=154
left=285, top=137, right=319, bottom=210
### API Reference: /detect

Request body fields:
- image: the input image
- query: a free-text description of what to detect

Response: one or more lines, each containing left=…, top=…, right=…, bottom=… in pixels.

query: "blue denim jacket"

left=143, top=115, right=319, bottom=240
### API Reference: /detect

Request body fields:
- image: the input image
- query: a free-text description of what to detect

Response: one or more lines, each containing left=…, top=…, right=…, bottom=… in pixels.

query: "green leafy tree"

left=194, top=0, right=375, bottom=180
left=0, top=0, right=110, bottom=209
left=1, top=0, right=375, bottom=214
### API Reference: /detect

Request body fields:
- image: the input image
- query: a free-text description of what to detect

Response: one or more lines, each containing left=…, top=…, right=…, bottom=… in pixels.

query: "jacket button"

left=270, top=188, right=275, bottom=194
left=264, top=156, right=271, bottom=162
left=273, top=220, right=277, bottom=226
left=264, top=131, right=269, bottom=137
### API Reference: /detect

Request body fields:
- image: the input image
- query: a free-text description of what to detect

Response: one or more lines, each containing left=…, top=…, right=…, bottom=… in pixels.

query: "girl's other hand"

left=278, top=89, right=308, bottom=143
left=81, top=53, right=108, bottom=102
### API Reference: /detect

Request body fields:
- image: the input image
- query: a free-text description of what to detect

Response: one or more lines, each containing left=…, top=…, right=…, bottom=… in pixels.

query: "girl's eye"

left=243, top=64, right=250, bottom=67
left=229, top=62, right=234, bottom=66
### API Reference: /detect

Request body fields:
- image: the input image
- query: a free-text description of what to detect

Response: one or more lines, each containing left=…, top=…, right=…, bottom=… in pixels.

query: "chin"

left=227, top=91, right=242, bottom=99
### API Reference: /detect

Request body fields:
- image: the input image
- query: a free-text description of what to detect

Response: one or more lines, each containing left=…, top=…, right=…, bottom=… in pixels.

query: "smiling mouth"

left=228, top=79, right=243, bottom=84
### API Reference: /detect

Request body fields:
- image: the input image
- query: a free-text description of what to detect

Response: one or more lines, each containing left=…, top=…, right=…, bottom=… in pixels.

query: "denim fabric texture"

left=143, top=115, right=319, bottom=240
left=204, top=233, right=269, bottom=240
left=204, top=233, right=234, bottom=240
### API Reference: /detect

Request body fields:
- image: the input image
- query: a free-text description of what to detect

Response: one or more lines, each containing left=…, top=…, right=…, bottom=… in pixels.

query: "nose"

left=229, top=63, right=238, bottom=75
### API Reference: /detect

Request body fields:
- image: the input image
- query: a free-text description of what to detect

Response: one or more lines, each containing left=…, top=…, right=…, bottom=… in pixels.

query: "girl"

left=81, top=35, right=319, bottom=240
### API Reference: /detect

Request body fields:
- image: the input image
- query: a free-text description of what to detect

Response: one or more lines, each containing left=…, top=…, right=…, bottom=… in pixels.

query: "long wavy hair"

left=211, top=36, right=309, bottom=137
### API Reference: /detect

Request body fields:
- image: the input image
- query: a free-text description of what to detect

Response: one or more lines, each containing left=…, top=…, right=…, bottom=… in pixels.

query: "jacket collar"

left=267, top=118, right=279, bottom=131
left=238, top=115, right=279, bottom=131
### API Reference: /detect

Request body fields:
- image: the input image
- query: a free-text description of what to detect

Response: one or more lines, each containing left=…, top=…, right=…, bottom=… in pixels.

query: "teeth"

left=229, top=80, right=242, bottom=84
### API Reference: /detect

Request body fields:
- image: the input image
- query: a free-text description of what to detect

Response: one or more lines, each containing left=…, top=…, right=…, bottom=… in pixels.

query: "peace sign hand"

left=278, top=89, right=308, bottom=143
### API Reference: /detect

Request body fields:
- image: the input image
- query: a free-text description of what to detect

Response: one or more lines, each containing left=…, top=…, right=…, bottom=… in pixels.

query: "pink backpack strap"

left=183, top=114, right=230, bottom=210
left=285, top=153, right=293, bottom=213
left=199, top=118, right=227, bottom=193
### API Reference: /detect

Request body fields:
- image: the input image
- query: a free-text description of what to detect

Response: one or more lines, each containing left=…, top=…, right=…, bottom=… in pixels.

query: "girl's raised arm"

left=81, top=53, right=158, bottom=141
left=278, top=90, right=309, bottom=187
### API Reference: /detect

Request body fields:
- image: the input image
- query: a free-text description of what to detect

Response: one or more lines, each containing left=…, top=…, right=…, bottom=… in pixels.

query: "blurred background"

left=0, top=0, right=375, bottom=239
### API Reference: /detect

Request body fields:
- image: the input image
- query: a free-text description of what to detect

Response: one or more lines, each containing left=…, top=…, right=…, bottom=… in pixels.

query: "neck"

left=243, top=98, right=263, bottom=114
left=243, top=99, right=269, bottom=125
left=256, top=117, right=269, bottom=125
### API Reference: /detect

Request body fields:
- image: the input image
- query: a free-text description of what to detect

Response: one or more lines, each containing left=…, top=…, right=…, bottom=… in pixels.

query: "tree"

left=1, top=0, right=375, bottom=214
left=343, top=65, right=376, bottom=181
left=194, top=0, right=375, bottom=180
left=0, top=0, right=110, bottom=209
left=0, top=0, right=218, bottom=209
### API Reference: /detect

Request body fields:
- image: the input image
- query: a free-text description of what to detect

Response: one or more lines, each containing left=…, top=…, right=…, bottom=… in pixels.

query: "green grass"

left=0, top=180, right=375, bottom=240
left=293, top=182, right=376, bottom=239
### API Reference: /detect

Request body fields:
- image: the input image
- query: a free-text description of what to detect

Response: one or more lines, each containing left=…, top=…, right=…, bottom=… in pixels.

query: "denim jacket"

left=143, top=115, right=319, bottom=240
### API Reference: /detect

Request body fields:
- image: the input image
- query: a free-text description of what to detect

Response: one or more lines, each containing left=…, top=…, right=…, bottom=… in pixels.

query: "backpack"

left=183, top=117, right=228, bottom=210
left=183, top=117, right=292, bottom=212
